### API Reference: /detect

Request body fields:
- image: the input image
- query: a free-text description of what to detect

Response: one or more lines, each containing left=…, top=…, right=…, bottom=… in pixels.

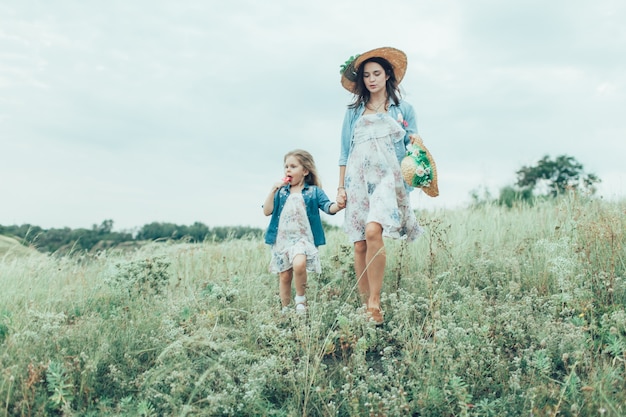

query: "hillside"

left=0, top=235, right=40, bottom=258
left=1, top=198, right=625, bottom=415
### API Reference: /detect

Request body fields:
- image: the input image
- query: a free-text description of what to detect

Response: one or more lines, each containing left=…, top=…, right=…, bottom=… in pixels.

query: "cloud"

left=0, top=0, right=624, bottom=231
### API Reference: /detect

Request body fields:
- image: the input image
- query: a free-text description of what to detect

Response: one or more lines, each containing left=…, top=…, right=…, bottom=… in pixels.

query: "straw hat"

left=340, top=47, right=407, bottom=93
left=401, top=134, right=439, bottom=197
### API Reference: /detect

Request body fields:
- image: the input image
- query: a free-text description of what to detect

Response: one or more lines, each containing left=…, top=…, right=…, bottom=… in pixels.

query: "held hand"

left=336, top=188, right=347, bottom=208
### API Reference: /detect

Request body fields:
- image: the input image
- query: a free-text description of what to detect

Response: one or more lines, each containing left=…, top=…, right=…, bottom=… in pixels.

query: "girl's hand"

left=270, top=176, right=291, bottom=193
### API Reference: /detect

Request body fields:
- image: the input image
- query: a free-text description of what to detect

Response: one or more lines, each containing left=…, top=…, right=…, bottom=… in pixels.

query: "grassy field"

left=1, top=196, right=625, bottom=416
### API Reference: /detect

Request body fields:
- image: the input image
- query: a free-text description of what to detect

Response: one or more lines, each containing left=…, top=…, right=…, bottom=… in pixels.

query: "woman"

left=336, top=47, right=423, bottom=324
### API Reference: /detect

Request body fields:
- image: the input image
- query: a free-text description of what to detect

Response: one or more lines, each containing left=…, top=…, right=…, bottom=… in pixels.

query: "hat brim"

left=401, top=134, right=439, bottom=197
left=341, top=47, right=407, bottom=93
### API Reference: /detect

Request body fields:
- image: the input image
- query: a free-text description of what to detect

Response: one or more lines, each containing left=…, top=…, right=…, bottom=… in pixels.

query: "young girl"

left=263, top=149, right=343, bottom=313
left=336, top=47, right=424, bottom=324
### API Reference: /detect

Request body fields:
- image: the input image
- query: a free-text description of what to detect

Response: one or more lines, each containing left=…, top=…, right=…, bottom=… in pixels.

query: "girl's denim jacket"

left=338, top=99, right=418, bottom=168
left=264, top=183, right=335, bottom=247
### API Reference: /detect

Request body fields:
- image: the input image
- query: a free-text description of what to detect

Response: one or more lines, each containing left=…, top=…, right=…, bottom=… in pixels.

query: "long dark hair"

left=348, top=56, right=402, bottom=110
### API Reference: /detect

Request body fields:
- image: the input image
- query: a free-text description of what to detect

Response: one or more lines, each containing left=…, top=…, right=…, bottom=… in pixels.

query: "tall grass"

left=1, top=196, right=624, bottom=416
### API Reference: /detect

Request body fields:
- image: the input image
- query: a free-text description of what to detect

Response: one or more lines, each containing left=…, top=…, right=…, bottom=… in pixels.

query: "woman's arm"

left=337, top=106, right=359, bottom=207
left=336, top=165, right=347, bottom=208
left=338, top=107, right=356, bottom=166
left=402, top=101, right=418, bottom=140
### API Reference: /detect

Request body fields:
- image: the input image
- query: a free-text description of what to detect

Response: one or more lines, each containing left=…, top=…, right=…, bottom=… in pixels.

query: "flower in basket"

left=400, top=135, right=438, bottom=196
left=401, top=142, right=433, bottom=188
left=414, top=165, right=427, bottom=178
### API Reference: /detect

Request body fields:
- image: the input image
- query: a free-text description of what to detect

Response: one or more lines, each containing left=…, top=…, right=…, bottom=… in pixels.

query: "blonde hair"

left=284, top=149, right=321, bottom=187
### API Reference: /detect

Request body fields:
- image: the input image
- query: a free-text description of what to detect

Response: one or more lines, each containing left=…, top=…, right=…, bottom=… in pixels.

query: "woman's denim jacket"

left=338, top=100, right=418, bottom=193
left=264, top=183, right=335, bottom=246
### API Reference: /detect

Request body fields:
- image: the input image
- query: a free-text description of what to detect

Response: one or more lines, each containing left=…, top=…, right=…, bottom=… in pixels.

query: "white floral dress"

left=343, top=113, right=423, bottom=242
left=269, top=193, right=321, bottom=274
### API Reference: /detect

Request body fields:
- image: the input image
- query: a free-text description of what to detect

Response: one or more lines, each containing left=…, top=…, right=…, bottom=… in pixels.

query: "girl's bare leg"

left=354, top=240, right=369, bottom=305
left=364, top=222, right=385, bottom=310
left=292, top=254, right=307, bottom=297
left=279, top=269, right=293, bottom=307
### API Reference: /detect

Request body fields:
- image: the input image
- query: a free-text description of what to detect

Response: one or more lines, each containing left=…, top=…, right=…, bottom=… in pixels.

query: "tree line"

left=0, top=220, right=264, bottom=254
left=2, top=154, right=600, bottom=254
left=473, top=154, right=601, bottom=207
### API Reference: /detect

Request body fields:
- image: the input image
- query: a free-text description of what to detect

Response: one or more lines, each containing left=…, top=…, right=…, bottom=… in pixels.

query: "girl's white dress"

left=269, top=193, right=321, bottom=273
left=344, top=113, right=423, bottom=242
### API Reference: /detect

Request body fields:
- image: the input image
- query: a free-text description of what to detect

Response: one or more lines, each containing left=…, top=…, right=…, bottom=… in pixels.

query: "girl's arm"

left=263, top=183, right=283, bottom=216
left=329, top=202, right=342, bottom=214
left=317, top=187, right=343, bottom=215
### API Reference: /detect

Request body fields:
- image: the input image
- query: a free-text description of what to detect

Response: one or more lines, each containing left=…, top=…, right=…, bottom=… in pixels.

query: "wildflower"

left=397, top=112, right=408, bottom=128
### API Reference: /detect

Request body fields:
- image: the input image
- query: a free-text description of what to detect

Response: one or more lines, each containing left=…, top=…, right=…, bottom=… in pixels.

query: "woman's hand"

left=336, top=187, right=347, bottom=209
left=409, top=133, right=423, bottom=145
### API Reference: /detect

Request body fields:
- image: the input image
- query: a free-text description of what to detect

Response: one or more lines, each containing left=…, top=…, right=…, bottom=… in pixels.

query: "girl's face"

left=362, top=61, right=389, bottom=95
left=284, top=155, right=309, bottom=185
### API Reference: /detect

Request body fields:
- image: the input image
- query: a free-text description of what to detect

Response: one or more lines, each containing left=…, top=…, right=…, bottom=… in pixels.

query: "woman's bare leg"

left=354, top=240, right=369, bottom=305
left=364, top=222, right=385, bottom=310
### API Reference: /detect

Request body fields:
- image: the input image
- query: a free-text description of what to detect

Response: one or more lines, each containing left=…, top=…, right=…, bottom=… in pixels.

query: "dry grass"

left=1, top=196, right=625, bottom=416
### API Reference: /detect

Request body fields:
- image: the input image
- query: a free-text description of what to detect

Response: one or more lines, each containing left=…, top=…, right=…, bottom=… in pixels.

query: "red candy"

left=282, top=176, right=292, bottom=183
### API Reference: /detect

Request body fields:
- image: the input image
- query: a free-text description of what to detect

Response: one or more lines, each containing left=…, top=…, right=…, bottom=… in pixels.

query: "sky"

left=1, top=0, right=625, bottom=232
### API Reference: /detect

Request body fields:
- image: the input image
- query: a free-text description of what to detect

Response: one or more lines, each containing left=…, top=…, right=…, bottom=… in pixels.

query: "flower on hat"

left=339, top=54, right=360, bottom=75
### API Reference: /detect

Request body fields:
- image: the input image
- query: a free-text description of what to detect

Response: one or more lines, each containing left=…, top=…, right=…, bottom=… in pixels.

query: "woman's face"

left=362, top=61, right=389, bottom=95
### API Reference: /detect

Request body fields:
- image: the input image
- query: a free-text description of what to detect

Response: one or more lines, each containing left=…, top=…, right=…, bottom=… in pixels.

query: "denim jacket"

left=338, top=99, right=418, bottom=166
left=264, top=183, right=335, bottom=246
